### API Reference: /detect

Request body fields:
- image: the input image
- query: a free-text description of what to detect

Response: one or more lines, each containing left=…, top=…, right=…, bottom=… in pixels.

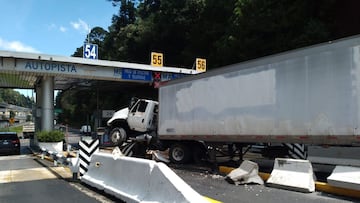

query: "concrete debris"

left=111, top=146, right=124, bottom=159
left=150, top=150, right=170, bottom=163
left=225, top=160, right=264, bottom=185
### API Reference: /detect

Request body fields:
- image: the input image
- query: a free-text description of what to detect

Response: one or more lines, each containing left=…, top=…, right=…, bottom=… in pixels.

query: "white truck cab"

left=107, top=98, right=158, bottom=145
left=127, top=99, right=158, bottom=132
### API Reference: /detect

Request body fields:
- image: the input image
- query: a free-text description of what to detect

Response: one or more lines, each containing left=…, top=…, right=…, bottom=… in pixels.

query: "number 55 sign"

left=83, top=43, right=98, bottom=59
left=151, top=52, right=163, bottom=67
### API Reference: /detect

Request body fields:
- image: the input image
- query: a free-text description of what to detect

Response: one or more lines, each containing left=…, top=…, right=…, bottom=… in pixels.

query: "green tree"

left=64, top=0, right=360, bottom=126
left=214, top=0, right=335, bottom=65
left=72, top=27, right=109, bottom=59
left=0, top=89, right=34, bottom=108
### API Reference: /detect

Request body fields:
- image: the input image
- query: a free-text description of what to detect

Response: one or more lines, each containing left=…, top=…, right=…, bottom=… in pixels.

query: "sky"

left=0, top=0, right=119, bottom=97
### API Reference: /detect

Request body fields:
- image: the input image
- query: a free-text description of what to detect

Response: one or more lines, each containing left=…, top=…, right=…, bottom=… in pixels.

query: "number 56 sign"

left=83, top=43, right=98, bottom=59
left=196, top=58, right=206, bottom=72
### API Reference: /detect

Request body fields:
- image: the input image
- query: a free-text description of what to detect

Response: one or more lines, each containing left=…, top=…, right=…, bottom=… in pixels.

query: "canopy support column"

left=40, top=76, right=54, bottom=131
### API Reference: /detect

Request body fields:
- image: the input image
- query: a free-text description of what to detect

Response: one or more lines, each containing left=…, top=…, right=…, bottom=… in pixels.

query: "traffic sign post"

left=196, top=58, right=206, bottom=72
left=83, top=43, right=98, bottom=59
left=151, top=52, right=163, bottom=67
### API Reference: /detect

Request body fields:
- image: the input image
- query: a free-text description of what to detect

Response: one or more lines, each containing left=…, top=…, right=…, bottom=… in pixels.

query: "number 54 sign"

left=83, top=43, right=98, bottom=59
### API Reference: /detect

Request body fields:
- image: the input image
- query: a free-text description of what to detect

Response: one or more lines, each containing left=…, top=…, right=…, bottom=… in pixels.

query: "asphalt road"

left=0, top=138, right=118, bottom=203
left=3, top=137, right=358, bottom=203
left=0, top=154, right=104, bottom=203
left=172, top=165, right=358, bottom=203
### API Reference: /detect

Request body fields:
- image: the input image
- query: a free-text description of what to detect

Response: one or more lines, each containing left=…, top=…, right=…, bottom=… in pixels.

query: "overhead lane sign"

left=114, top=68, right=186, bottom=82
left=83, top=43, right=98, bottom=59
left=25, top=61, right=77, bottom=73
left=151, top=52, right=163, bottom=67
left=117, top=68, right=152, bottom=81
left=196, top=58, right=206, bottom=72
left=0, top=51, right=199, bottom=87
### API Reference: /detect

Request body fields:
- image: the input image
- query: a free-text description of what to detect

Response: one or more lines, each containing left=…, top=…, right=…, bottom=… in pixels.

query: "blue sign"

left=83, top=43, right=98, bottom=59
left=121, top=68, right=152, bottom=81
left=161, top=72, right=184, bottom=81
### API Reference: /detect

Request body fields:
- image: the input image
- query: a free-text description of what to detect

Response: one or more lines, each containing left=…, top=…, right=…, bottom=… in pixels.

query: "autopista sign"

left=24, top=61, right=77, bottom=73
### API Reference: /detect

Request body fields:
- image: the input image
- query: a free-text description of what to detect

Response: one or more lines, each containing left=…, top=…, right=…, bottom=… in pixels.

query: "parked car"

left=55, top=124, right=67, bottom=132
left=80, top=125, right=91, bottom=136
left=0, top=132, right=20, bottom=155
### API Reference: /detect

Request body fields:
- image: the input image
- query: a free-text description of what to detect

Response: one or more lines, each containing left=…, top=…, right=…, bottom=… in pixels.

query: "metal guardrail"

left=39, top=147, right=70, bottom=167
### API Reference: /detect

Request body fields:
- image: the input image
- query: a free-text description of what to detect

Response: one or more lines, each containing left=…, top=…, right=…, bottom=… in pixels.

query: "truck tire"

left=110, top=127, right=127, bottom=146
left=169, top=143, right=191, bottom=164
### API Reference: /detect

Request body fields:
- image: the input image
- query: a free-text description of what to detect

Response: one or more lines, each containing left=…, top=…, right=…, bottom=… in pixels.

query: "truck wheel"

left=169, top=143, right=191, bottom=164
left=110, top=127, right=127, bottom=146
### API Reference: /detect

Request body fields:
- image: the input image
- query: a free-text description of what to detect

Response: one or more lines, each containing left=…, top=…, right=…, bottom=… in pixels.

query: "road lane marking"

left=0, top=167, right=57, bottom=183
left=204, top=196, right=222, bottom=203
left=0, top=155, right=32, bottom=161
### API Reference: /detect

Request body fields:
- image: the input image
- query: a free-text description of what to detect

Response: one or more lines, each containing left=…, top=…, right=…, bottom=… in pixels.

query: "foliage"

left=72, top=26, right=109, bottom=59
left=71, top=0, right=360, bottom=69
left=36, top=130, right=64, bottom=142
left=0, top=125, right=23, bottom=134
left=9, top=111, right=15, bottom=119
left=58, top=0, right=360, bottom=125
left=0, top=89, right=34, bottom=108
left=54, top=85, right=154, bottom=126
left=26, top=115, right=32, bottom=122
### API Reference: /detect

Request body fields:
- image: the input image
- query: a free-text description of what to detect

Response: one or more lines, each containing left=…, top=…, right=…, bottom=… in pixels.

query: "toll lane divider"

left=81, top=152, right=209, bottom=203
left=224, top=159, right=316, bottom=192
left=220, top=161, right=360, bottom=199
left=266, top=158, right=315, bottom=193
left=39, top=147, right=81, bottom=180
left=40, top=147, right=68, bottom=166
left=79, top=139, right=99, bottom=176
left=327, top=165, right=360, bottom=191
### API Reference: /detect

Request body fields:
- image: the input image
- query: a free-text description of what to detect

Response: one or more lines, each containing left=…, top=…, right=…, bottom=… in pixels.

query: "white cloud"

left=59, top=26, right=67, bottom=32
left=0, top=38, right=39, bottom=53
left=48, top=23, right=68, bottom=33
left=70, top=19, right=90, bottom=34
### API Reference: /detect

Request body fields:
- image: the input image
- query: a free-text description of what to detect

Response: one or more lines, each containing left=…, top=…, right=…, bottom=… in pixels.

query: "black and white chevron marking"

left=79, top=139, right=99, bottom=176
left=283, top=143, right=308, bottom=159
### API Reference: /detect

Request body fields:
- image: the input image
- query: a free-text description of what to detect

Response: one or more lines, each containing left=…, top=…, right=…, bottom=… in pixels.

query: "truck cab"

left=107, top=98, right=158, bottom=145
left=127, top=99, right=158, bottom=132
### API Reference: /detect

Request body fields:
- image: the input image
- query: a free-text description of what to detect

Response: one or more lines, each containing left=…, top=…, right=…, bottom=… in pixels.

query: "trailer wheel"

left=169, top=143, right=191, bottom=164
left=110, top=127, right=127, bottom=146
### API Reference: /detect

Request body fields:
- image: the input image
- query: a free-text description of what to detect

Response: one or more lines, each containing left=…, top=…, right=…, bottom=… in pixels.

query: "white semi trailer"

left=107, top=35, right=360, bottom=164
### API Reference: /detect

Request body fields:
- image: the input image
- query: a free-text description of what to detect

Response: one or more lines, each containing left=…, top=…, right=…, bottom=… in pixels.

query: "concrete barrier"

left=225, top=160, right=264, bottom=185
left=266, top=158, right=315, bottom=193
left=81, top=152, right=208, bottom=203
left=308, top=146, right=360, bottom=167
left=327, top=165, right=360, bottom=191
left=67, top=153, right=80, bottom=180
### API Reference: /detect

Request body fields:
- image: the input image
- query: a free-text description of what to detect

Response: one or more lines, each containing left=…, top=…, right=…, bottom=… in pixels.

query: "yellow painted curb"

left=315, top=181, right=360, bottom=199
left=258, top=172, right=270, bottom=181
left=219, top=166, right=233, bottom=174
left=204, top=196, right=222, bottom=203
left=219, top=166, right=360, bottom=199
